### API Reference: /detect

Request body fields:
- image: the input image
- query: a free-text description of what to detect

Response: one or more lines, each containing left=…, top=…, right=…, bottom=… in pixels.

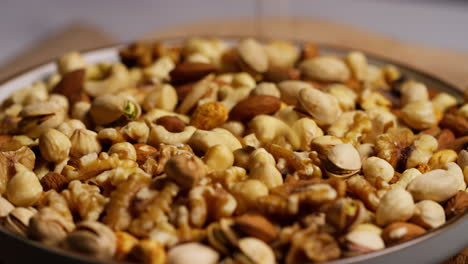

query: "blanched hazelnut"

left=39, top=128, right=71, bottom=162
left=203, top=144, right=234, bottom=171
left=376, top=188, right=415, bottom=226
left=6, top=164, right=43, bottom=207
left=70, top=129, right=102, bottom=158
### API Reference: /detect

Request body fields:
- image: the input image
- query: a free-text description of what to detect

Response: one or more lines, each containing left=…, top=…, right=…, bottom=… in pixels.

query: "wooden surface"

left=0, top=18, right=466, bottom=263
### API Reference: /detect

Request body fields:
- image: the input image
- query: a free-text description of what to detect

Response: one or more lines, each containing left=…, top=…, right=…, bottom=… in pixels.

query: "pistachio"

left=237, top=38, right=269, bottom=73
left=1, top=207, right=36, bottom=237
left=297, top=88, right=342, bottom=126
left=326, top=198, right=369, bottom=232
left=89, top=95, right=141, bottom=125
left=39, top=128, right=71, bottom=162
left=207, top=219, right=239, bottom=255
left=300, top=56, right=351, bottom=82
left=28, top=207, right=74, bottom=246
left=324, top=144, right=361, bottom=178
left=345, top=230, right=385, bottom=254
left=168, top=243, right=219, bottom=264
left=62, top=220, right=116, bottom=259
left=18, top=101, right=66, bottom=138
left=277, top=80, right=314, bottom=105
left=236, top=237, right=276, bottom=264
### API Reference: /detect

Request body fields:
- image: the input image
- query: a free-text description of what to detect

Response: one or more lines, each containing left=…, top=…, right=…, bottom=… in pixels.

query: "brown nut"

left=381, top=222, right=426, bottom=245
left=165, top=154, right=207, bottom=190
left=229, top=95, right=281, bottom=122
left=40, top=172, right=68, bottom=191
left=52, top=69, right=89, bottom=104
left=115, top=231, right=138, bottom=260
left=234, top=214, right=277, bottom=243
left=134, top=144, right=157, bottom=164
left=126, top=239, right=166, bottom=264
left=445, top=191, right=468, bottom=218
left=169, top=62, right=216, bottom=85
left=156, top=116, right=186, bottom=133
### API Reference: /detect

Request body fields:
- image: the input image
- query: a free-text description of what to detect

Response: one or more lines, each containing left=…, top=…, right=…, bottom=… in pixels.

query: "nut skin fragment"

left=190, top=101, right=228, bottom=130
left=156, top=116, right=186, bottom=133
left=234, top=214, right=277, bottom=243
left=381, top=222, right=426, bottom=245
left=229, top=95, right=281, bottom=122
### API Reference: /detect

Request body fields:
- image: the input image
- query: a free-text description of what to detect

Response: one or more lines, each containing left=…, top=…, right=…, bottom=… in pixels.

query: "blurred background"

left=1, top=0, right=468, bottom=84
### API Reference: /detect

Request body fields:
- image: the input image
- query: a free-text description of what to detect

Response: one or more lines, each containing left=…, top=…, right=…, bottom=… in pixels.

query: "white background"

left=1, top=0, right=468, bottom=63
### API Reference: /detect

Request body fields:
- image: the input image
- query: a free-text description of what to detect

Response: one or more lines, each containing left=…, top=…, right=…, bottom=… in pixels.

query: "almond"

left=156, top=116, right=186, bottom=133
left=437, top=129, right=455, bottom=150
left=170, top=62, right=216, bottom=85
left=229, top=95, right=281, bottom=122
left=175, top=82, right=195, bottom=100
left=381, top=222, right=426, bottom=245
left=234, top=214, right=277, bottom=243
left=133, top=144, right=157, bottom=165
left=52, top=69, right=89, bottom=104
left=264, top=66, right=300, bottom=83
left=445, top=191, right=468, bottom=218
left=40, top=172, right=68, bottom=191
left=440, top=111, right=468, bottom=137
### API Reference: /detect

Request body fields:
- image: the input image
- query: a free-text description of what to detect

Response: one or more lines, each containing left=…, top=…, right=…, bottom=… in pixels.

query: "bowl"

left=0, top=38, right=466, bottom=264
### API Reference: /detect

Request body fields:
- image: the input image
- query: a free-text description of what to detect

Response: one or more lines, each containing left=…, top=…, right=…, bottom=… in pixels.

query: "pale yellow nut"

left=298, top=88, right=342, bottom=126
left=407, top=162, right=464, bottom=202
left=142, top=84, right=178, bottom=112
left=232, top=72, right=257, bottom=89
left=237, top=237, right=276, bottom=264
left=188, top=128, right=242, bottom=153
left=432, top=92, right=458, bottom=113
left=400, top=81, right=429, bottom=106
left=376, top=188, right=415, bottom=226
left=57, top=119, right=86, bottom=138
left=411, top=200, right=446, bottom=229
left=291, top=118, right=324, bottom=151
left=251, top=82, right=281, bottom=98
left=237, top=38, right=269, bottom=73
left=346, top=51, right=367, bottom=81
left=362, top=156, right=394, bottom=185
left=39, top=128, right=71, bottom=163
left=231, top=179, right=269, bottom=214
left=406, top=134, right=438, bottom=169
left=264, top=40, right=300, bottom=68
left=220, top=121, right=245, bottom=137
left=299, top=56, right=351, bottom=82
left=458, top=104, right=468, bottom=119
left=57, top=51, right=86, bottom=74
left=345, top=230, right=385, bottom=252
left=6, top=163, right=43, bottom=207
left=249, top=148, right=283, bottom=189
left=71, top=101, right=91, bottom=122
left=277, top=80, right=314, bottom=105
left=108, top=142, right=137, bottom=161
left=167, top=242, right=219, bottom=264
left=428, top=149, right=458, bottom=169
left=70, top=129, right=102, bottom=158
left=401, top=100, right=441, bottom=130
left=391, top=168, right=422, bottom=190
left=327, top=84, right=358, bottom=111
left=203, top=144, right=234, bottom=171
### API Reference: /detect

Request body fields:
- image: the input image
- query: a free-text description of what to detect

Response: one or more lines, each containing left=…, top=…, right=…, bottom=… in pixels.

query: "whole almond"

left=445, top=191, right=468, bottom=218
left=437, top=128, right=455, bottom=150
left=176, top=82, right=195, bottom=100
left=234, top=214, right=277, bottom=243
left=156, top=116, right=186, bottom=133
left=170, top=62, right=216, bottom=85
left=381, top=222, right=426, bottom=245
left=52, top=69, right=89, bottom=104
left=229, top=95, right=281, bottom=122
left=264, top=66, right=300, bottom=83
left=40, top=172, right=68, bottom=191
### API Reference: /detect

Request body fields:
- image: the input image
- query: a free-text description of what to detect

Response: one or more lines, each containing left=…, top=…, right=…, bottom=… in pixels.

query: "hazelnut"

left=6, top=163, right=43, bottom=207
left=70, top=129, right=102, bottom=158
left=39, top=128, right=71, bottom=162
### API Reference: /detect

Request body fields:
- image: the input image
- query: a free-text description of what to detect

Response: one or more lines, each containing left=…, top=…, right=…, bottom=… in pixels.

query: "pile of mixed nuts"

left=0, top=37, right=467, bottom=263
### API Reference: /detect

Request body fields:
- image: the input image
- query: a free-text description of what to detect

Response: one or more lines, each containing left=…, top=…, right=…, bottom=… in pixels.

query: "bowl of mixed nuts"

left=0, top=37, right=466, bottom=264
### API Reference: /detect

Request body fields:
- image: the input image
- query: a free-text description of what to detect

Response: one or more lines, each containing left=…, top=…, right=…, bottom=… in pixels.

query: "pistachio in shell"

left=324, top=144, right=361, bottom=178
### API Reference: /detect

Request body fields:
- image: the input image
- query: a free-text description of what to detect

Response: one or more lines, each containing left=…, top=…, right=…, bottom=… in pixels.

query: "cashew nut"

left=249, top=115, right=300, bottom=150
left=148, top=125, right=196, bottom=146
